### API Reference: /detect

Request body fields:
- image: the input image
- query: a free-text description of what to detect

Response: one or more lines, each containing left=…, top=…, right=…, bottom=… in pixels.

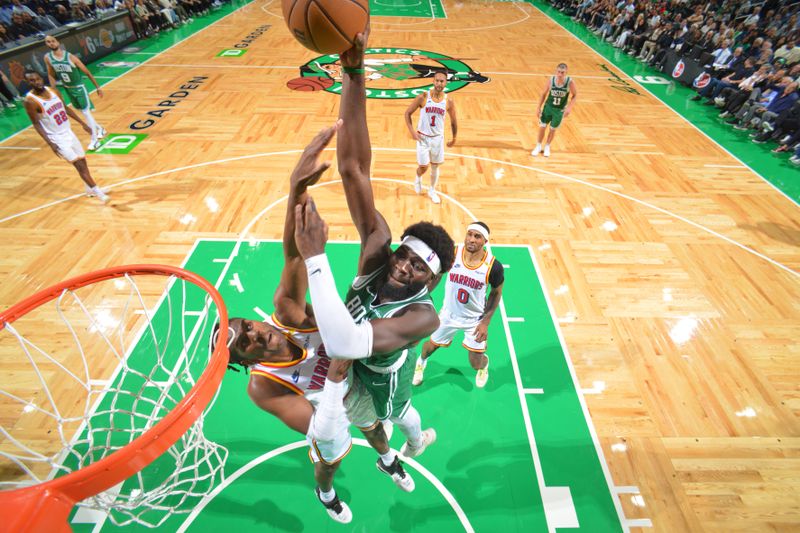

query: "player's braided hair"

left=401, top=221, right=456, bottom=273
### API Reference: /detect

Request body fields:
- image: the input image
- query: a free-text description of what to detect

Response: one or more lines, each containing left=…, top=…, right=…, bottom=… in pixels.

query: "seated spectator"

left=753, top=100, right=800, bottom=143
left=34, top=7, right=59, bottom=30
left=7, top=12, right=40, bottom=39
left=95, top=0, right=116, bottom=16
left=693, top=56, right=756, bottom=104
left=52, top=4, right=72, bottom=25
left=733, top=81, right=798, bottom=130
left=774, top=39, right=800, bottom=67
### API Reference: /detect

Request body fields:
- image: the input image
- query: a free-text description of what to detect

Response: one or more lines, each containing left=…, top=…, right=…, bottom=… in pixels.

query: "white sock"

left=535, top=143, right=542, bottom=149
left=380, top=450, right=397, bottom=466
left=82, top=108, right=98, bottom=140
left=319, top=487, right=335, bottom=503
left=430, top=165, right=439, bottom=189
left=416, top=356, right=427, bottom=368
left=92, top=185, right=103, bottom=194
left=391, top=405, right=422, bottom=446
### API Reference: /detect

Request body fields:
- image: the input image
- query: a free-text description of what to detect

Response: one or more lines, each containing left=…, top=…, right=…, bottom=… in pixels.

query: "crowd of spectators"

left=548, top=0, right=800, bottom=165
left=0, top=0, right=225, bottom=47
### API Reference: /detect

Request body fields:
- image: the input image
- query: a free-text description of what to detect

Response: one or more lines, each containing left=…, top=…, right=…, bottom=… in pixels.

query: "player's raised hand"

left=294, top=196, right=329, bottom=259
left=340, top=21, right=371, bottom=68
left=290, top=119, right=342, bottom=193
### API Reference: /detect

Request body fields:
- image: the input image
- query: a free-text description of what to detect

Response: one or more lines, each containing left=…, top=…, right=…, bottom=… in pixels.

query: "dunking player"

left=413, top=222, right=504, bottom=388
left=43, top=35, right=107, bottom=152
left=531, top=63, right=577, bottom=158
left=290, top=24, right=455, bottom=487
left=404, top=70, right=458, bottom=204
left=213, top=124, right=358, bottom=523
left=23, top=71, right=109, bottom=203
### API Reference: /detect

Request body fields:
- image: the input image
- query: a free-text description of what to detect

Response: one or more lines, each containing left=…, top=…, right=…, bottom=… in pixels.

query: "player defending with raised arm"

left=213, top=123, right=355, bottom=524
left=44, top=35, right=107, bottom=152
left=404, top=70, right=457, bottom=204
left=23, top=71, right=109, bottom=203
left=293, top=26, right=456, bottom=482
left=531, top=63, right=577, bottom=158
left=413, top=222, right=504, bottom=388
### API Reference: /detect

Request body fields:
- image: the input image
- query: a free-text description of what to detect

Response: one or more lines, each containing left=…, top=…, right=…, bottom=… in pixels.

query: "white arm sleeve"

left=309, top=379, right=348, bottom=442
left=305, top=253, right=373, bottom=359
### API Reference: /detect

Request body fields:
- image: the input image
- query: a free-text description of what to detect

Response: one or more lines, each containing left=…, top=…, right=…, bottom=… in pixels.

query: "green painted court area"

left=69, top=240, right=621, bottom=532
left=369, top=0, right=446, bottom=19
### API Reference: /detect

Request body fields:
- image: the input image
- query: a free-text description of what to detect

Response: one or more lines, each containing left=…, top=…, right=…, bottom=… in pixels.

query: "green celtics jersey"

left=345, top=266, right=435, bottom=369
left=47, top=51, right=83, bottom=87
left=546, top=76, right=571, bottom=110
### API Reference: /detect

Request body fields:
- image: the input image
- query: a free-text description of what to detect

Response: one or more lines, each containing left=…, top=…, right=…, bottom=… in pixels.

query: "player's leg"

left=61, top=132, right=109, bottom=202
left=543, top=110, right=563, bottom=157
left=463, top=325, right=489, bottom=388
left=532, top=108, right=550, bottom=156
left=414, top=319, right=456, bottom=385
left=427, top=136, right=444, bottom=204
left=392, top=357, right=436, bottom=458
left=346, top=369, right=415, bottom=491
left=415, top=137, right=430, bottom=194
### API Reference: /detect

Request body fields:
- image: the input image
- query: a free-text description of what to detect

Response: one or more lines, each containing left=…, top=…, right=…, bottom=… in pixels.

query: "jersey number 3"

left=457, top=288, right=469, bottom=304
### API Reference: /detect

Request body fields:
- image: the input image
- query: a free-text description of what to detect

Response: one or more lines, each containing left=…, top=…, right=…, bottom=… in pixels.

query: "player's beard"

left=378, top=279, right=427, bottom=302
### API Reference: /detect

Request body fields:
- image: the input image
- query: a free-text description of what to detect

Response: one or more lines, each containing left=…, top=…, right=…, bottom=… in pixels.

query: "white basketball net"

left=0, top=272, right=228, bottom=528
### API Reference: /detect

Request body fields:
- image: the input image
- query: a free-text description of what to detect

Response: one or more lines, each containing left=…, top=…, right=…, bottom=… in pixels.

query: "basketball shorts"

left=539, top=105, right=564, bottom=129
left=63, top=84, right=92, bottom=111
left=347, top=353, right=415, bottom=423
left=49, top=130, right=85, bottom=162
left=416, top=133, right=445, bottom=165
left=306, top=411, right=353, bottom=465
left=430, top=309, right=486, bottom=352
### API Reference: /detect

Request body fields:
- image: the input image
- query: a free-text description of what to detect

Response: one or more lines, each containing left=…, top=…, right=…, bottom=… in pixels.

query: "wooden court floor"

left=1, top=1, right=799, bottom=531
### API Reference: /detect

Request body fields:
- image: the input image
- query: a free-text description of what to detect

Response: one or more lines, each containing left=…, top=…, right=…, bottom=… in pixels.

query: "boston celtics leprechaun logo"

left=288, top=48, right=489, bottom=99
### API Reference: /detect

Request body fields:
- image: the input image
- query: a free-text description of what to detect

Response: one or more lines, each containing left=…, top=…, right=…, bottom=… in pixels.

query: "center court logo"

left=291, top=48, right=489, bottom=99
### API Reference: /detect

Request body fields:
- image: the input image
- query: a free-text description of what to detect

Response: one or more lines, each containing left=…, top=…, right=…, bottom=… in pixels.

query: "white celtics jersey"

left=442, top=244, right=496, bottom=321
left=26, top=88, right=71, bottom=137
left=416, top=90, right=447, bottom=137
left=251, top=315, right=331, bottom=397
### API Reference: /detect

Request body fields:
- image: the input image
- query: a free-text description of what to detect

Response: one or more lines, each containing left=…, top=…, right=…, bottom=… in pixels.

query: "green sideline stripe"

left=370, top=0, right=446, bottom=19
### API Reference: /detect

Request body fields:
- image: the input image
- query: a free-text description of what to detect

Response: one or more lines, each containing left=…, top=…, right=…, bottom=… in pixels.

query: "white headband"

left=400, top=235, right=441, bottom=275
left=213, top=326, right=237, bottom=349
left=467, top=223, right=489, bottom=241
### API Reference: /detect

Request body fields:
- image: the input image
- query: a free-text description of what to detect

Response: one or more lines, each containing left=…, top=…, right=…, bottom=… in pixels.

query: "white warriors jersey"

left=416, top=90, right=447, bottom=137
left=251, top=315, right=331, bottom=398
left=442, top=244, right=496, bottom=321
left=26, top=88, right=71, bottom=137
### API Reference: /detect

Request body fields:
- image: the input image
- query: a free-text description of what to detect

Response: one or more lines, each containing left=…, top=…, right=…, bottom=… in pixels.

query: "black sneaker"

left=315, top=487, right=352, bottom=523
left=376, top=457, right=415, bottom=492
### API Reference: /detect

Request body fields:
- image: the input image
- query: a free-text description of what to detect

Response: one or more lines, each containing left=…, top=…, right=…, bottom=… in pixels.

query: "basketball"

left=286, top=76, right=335, bottom=91
left=281, top=0, right=369, bottom=54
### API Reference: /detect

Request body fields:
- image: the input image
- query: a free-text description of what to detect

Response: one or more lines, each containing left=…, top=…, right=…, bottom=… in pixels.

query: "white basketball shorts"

left=416, top=133, right=445, bottom=166
left=430, top=309, right=486, bottom=352
left=50, top=130, right=85, bottom=162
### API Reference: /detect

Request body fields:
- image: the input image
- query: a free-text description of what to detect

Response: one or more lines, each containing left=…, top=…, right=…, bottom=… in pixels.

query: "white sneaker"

left=315, top=488, right=352, bottom=524
left=413, top=177, right=422, bottom=194
left=400, top=428, right=436, bottom=459
left=531, top=144, right=542, bottom=156
left=98, top=126, right=108, bottom=139
left=428, top=188, right=441, bottom=204
left=84, top=184, right=95, bottom=197
left=376, top=457, right=415, bottom=492
left=543, top=145, right=551, bottom=157
left=412, top=361, right=426, bottom=386
left=475, top=361, right=489, bottom=388
left=96, top=190, right=110, bottom=203
left=88, top=139, right=101, bottom=151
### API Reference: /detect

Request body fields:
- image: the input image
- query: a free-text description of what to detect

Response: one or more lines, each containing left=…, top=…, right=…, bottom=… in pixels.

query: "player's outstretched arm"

left=72, top=55, right=103, bottom=97
left=404, top=94, right=424, bottom=141
left=247, top=375, right=314, bottom=434
left=44, top=56, right=58, bottom=93
left=565, top=80, right=578, bottom=117
left=337, top=24, right=392, bottom=275
left=273, top=121, right=341, bottom=329
left=447, top=97, right=458, bottom=147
